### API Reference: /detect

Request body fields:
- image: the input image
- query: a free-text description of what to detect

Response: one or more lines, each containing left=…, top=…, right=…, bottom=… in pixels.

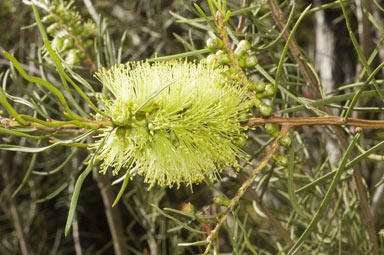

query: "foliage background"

left=1, top=0, right=384, bottom=254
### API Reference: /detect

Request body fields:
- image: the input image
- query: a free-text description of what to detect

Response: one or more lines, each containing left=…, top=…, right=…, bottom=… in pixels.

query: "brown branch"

left=247, top=116, right=384, bottom=129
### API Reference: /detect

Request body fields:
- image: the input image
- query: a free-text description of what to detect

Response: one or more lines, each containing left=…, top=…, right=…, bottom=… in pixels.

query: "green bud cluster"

left=205, top=38, right=257, bottom=71
left=42, top=0, right=96, bottom=66
left=265, top=124, right=292, bottom=167
left=93, top=61, right=250, bottom=188
left=248, top=81, right=275, bottom=118
left=248, top=81, right=275, bottom=99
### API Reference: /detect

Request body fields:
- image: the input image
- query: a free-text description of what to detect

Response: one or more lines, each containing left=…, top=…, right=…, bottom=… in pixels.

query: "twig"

left=268, top=0, right=322, bottom=99
left=204, top=126, right=290, bottom=254
left=247, top=116, right=384, bottom=129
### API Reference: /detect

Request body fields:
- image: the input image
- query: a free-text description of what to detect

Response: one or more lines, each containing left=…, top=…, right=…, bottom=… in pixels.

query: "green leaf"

left=152, top=204, right=205, bottom=234
left=133, top=80, right=176, bottom=114
left=148, top=48, right=213, bottom=62
left=273, top=4, right=312, bottom=105
left=112, top=170, right=131, bottom=207
left=36, top=182, right=69, bottom=203
left=65, top=132, right=110, bottom=236
left=288, top=138, right=310, bottom=219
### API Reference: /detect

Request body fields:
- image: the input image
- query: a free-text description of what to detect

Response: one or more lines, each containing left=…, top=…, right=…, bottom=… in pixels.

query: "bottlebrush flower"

left=93, top=61, right=249, bottom=188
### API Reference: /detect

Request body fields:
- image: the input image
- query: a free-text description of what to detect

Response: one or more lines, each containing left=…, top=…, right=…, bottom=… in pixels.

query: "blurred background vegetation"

left=1, top=0, right=384, bottom=254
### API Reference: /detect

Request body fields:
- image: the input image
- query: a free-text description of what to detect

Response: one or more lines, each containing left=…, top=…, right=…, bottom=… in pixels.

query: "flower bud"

left=42, top=14, right=55, bottom=23
left=234, top=40, right=251, bottom=57
left=258, top=102, right=273, bottom=117
left=73, top=26, right=83, bottom=36
left=213, top=195, right=230, bottom=206
left=65, top=49, right=81, bottom=66
left=238, top=112, right=250, bottom=123
left=264, top=84, right=275, bottom=96
left=238, top=54, right=257, bottom=68
left=272, top=130, right=280, bottom=138
left=226, top=68, right=237, bottom=75
left=265, top=123, right=279, bottom=135
left=217, top=54, right=230, bottom=65
left=273, top=154, right=288, bottom=167
left=250, top=81, right=266, bottom=92
left=279, top=135, right=292, bottom=147
left=116, top=127, right=127, bottom=137
left=256, top=92, right=265, bottom=98
left=78, top=51, right=86, bottom=60
left=47, top=23, right=60, bottom=35
left=216, top=50, right=225, bottom=56
left=51, top=37, right=64, bottom=51
left=238, top=56, right=248, bottom=68
left=246, top=55, right=258, bottom=67
left=207, top=54, right=218, bottom=66
left=206, top=38, right=224, bottom=50
left=62, top=14, right=71, bottom=22
left=234, top=134, right=248, bottom=147
left=63, top=37, right=74, bottom=50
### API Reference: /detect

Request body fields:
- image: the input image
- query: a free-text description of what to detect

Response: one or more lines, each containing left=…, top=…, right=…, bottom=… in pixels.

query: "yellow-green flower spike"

left=93, top=61, right=249, bottom=188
